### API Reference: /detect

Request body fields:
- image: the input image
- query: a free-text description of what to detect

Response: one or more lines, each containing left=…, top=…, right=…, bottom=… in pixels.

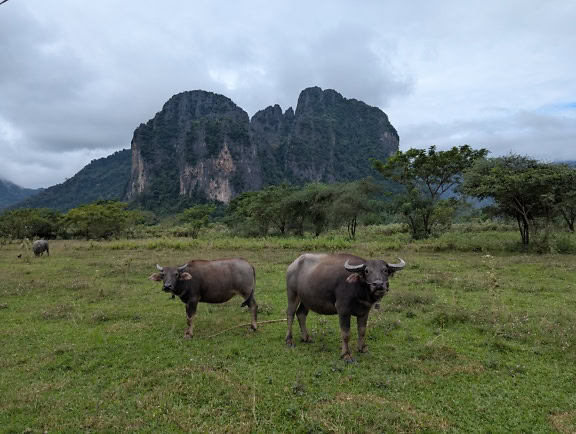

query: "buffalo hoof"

left=285, top=339, right=295, bottom=348
left=342, top=355, right=356, bottom=364
left=358, top=346, right=368, bottom=353
left=184, top=334, right=193, bottom=339
left=301, top=337, right=313, bottom=343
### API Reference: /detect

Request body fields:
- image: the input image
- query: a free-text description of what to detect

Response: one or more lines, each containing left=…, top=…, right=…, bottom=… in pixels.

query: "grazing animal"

left=285, top=253, right=406, bottom=361
left=149, top=258, right=258, bottom=338
left=32, top=240, right=49, bottom=257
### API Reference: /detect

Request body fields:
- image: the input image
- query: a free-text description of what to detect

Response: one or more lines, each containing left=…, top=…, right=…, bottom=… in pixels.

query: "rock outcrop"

left=125, top=91, right=261, bottom=204
left=126, top=87, right=399, bottom=205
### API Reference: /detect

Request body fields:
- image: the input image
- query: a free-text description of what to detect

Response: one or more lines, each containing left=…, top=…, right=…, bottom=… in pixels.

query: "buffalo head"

left=344, top=258, right=406, bottom=295
left=149, top=264, right=192, bottom=294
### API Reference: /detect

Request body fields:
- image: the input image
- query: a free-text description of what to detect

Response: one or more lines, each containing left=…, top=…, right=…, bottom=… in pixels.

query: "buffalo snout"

left=370, top=280, right=389, bottom=294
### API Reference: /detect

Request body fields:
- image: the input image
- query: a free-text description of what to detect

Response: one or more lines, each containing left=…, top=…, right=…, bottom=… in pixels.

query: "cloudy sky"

left=1, top=0, right=575, bottom=188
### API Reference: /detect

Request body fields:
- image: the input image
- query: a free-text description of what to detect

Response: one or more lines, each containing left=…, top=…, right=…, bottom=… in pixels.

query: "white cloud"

left=0, top=0, right=575, bottom=188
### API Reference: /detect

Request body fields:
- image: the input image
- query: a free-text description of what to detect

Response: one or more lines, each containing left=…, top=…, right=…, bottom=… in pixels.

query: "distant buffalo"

left=150, top=258, right=258, bottom=338
left=285, top=253, right=406, bottom=361
left=32, top=240, right=49, bottom=257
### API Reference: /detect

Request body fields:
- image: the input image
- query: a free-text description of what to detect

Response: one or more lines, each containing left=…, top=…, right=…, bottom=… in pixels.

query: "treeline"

left=1, top=146, right=575, bottom=248
left=0, top=201, right=144, bottom=240
left=373, top=146, right=576, bottom=246
left=225, top=180, right=382, bottom=239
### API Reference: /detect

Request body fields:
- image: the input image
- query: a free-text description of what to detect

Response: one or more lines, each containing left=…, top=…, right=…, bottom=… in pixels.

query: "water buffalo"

left=32, top=240, right=49, bottom=257
left=149, top=258, right=258, bottom=338
left=285, top=253, right=406, bottom=361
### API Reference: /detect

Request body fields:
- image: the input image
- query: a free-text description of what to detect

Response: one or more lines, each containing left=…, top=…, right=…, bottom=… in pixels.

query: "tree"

left=178, top=204, right=215, bottom=238
left=461, top=155, right=576, bottom=244
left=226, top=186, right=298, bottom=236
left=553, top=165, right=576, bottom=233
left=330, top=179, right=380, bottom=240
left=300, top=184, right=337, bottom=237
left=246, top=185, right=298, bottom=235
left=65, top=200, right=133, bottom=239
left=373, top=145, right=488, bottom=239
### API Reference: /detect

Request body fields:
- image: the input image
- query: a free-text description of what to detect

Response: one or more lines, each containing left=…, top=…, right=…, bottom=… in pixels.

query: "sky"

left=0, top=0, right=575, bottom=189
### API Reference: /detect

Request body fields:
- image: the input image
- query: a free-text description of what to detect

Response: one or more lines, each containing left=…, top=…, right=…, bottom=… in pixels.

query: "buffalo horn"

left=178, top=264, right=188, bottom=272
left=156, top=264, right=163, bottom=272
left=344, top=260, right=366, bottom=272
left=388, top=258, right=406, bottom=270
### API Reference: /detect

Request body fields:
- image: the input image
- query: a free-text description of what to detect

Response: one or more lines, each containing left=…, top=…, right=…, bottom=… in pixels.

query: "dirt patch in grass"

left=41, top=304, right=75, bottom=320
left=306, top=393, right=450, bottom=432
left=550, top=410, right=576, bottom=434
left=383, top=291, right=436, bottom=313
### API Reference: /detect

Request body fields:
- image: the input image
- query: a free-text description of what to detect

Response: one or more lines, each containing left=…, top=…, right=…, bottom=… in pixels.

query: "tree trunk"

left=561, top=210, right=575, bottom=233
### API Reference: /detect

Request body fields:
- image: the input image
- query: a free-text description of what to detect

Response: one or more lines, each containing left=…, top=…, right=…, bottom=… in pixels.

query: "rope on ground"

left=202, top=318, right=287, bottom=339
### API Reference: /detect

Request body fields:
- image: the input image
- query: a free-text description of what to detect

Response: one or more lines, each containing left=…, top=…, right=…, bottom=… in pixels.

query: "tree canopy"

left=462, top=155, right=576, bottom=244
left=373, top=145, right=488, bottom=238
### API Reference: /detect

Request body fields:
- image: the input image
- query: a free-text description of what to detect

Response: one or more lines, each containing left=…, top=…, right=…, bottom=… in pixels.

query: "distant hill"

left=0, top=179, right=42, bottom=211
left=14, top=149, right=131, bottom=212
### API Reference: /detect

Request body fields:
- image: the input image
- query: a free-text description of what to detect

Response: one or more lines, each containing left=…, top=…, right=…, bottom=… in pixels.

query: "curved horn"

left=178, top=264, right=188, bottom=272
left=156, top=264, right=163, bottom=272
left=387, top=258, right=406, bottom=270
left=344, top=259, right=366, bottom=273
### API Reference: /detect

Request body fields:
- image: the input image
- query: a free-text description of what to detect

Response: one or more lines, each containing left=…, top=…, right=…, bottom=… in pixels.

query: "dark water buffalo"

left=149, top=258, right=258, bottom=338
left=32, top=240, right=49, bottom=257
left=285, top=253, right=406, bottom=361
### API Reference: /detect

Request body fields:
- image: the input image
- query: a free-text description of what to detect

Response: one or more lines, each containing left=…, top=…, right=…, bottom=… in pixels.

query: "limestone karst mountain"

left=10, top=87, right=399, bottom=213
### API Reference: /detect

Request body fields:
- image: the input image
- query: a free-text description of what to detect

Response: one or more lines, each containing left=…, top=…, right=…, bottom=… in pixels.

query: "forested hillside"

left=14, top=150, right=131, bottom=212
left=0, top=179, right=41, bottom=211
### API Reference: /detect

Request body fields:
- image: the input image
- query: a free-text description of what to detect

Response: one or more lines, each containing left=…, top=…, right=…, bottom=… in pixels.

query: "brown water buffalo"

left=149, top=258, right=258, bottom=338
left=285, top=253, right=406, bottom=361
left=32, top=240, right=49, bottom=257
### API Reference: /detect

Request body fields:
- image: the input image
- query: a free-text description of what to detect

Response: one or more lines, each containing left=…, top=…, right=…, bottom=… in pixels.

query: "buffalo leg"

left=357, top=313, right=369, bottom=353
left=285, top=293, right=300, bottom=347
left=338, top=313, right=353, bottom=361
left=296, top=304, right=311, bottom=342
left=248, top=296, right=258, bottom=331
left=184, top=301, right=198, bottom=339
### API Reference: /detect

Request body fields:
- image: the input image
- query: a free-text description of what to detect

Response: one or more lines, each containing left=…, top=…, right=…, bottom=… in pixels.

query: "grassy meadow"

left=1, top=229, right=576, bottom=432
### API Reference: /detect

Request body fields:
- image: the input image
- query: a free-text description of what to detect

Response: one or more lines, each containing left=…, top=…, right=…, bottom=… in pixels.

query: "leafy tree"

left=330, top=179, right=381, bottom=240
left=461, top=155, right=576, bottom=244
left=225, top=191, right=267, bottom=236
left=299, top=184, right=338, bottom=237
left=64, top=200, right=134, bottom=239
left=178, top=204, right=215, bottom=238
left=553, top=165, right=576, bottom=233
left=226, top=185, right=301, bottom=236
left=373, top=145, right=488, bottom=239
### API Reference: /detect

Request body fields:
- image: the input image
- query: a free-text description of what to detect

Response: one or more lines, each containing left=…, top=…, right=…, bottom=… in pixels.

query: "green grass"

left=1, top=235, right=576, bottom=432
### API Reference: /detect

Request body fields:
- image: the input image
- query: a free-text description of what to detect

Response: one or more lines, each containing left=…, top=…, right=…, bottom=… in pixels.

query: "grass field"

left=1, top=233, right=576, bottom=432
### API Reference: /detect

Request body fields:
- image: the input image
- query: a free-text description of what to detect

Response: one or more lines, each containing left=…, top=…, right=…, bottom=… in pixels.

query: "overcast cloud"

left=0, top=0, right=574, bottom=188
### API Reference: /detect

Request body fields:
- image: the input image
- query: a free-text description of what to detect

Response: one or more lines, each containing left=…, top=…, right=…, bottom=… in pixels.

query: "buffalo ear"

left=346, top=273, right=365, bottom=283
left=179, top=272, right=193, bottom=280
left=149, top=273, right=163, bottom=281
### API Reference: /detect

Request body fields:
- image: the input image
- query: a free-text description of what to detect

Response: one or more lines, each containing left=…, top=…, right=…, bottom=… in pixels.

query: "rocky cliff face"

left=125, top=91, right=261, bottom=203
left=125, top=87, right=399, bottom=205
